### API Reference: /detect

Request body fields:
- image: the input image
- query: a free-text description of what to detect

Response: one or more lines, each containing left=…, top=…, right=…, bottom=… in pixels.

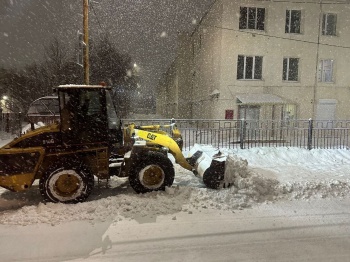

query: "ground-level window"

left=239, top=7, right=265, bottom=30
left=225, top=110, right=234, bottom=119
left=238, top=106, right=260, bottom=134
left=237, top=55, right=263, bottom=80
left=318, top=59, right=334, bottom=82
left=285, top=10, right=301, bottom=34
left=322, top=13, right=337, bottom=36
left=238, top=106, right=260, bottom=121
left=283, top=104, right=296, bottom=121
left=283, top=57, right=299, bottom=81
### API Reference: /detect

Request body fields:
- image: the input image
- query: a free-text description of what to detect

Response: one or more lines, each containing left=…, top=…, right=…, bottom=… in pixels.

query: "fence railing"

left=0, top=113, right=23, bottom=138
left=2, top=117, right=350, bottom=150
left=123, top=119, right=350, bottom=150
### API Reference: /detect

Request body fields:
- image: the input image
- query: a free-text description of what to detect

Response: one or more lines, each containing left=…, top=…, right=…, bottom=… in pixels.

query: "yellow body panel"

left=134, top=129, right=193, bottom=171
left=2, top=123, right=60, bottom=149
left=0, top=173, right=38, bottom=192
left=0, top=147, right=45, bottom=192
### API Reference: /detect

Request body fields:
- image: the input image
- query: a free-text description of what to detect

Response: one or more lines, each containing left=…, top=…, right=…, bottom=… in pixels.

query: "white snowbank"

left=1, top=145, right=350, bottom=226
left=21, top=121, right=46, bottom=133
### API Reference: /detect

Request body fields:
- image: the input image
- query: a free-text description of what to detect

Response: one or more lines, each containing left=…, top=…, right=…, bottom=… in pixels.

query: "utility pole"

left=83, top=0, right=90, bottom=85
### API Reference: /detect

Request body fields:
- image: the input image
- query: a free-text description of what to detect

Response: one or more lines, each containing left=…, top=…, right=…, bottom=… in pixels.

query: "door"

left=239, top=106, right=260, bottom=139
left=316, top=99, right=337, bottom=128
left=239, top=105, right=260, bottom=125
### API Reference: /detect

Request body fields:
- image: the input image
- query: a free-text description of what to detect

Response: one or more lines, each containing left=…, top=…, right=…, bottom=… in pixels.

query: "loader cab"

left=56, top=85, right=122, bottom=145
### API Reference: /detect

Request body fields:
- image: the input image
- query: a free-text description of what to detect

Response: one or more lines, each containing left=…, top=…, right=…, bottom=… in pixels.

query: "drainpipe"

left=313, top=1, right=322, bottom=119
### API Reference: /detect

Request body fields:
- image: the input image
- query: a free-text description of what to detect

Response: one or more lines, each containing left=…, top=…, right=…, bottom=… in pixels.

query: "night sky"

left=0, top=0, right=214, bottom=92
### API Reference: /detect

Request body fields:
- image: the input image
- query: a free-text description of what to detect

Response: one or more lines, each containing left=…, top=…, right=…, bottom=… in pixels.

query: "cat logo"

left=147, top=133, right=157, bottom=140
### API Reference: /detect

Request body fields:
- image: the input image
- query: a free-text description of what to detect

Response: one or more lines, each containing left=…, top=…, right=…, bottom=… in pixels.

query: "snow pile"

left=188, top=153, right=281, bottom=211
left=223, top=154, right=279, bottom=200
left=185, top=146, right=350, bottom=211
left=221, top=151, right=350, bottom=202
left=0, top=185, right=192, bottom=226
left=1, top=146, right=350, bottom=226
left=230, top=147, right=350, bottom=200
left=22, top=122, right=46, bottom=133
left=277, top=179, right=350, bottom=199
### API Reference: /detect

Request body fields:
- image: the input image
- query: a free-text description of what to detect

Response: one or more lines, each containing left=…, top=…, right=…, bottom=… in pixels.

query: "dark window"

left=237, top=55, right=263, bottom=80
left=245, top=56, right=253, bottom=79
left=285, top=10, right=301, bottom=33
left=239, top=7, right=265, bottom=30
left=254, top=56, right=263, bottom=79
left=237, top=55, right=244, bottom=79
left=283, top=58, right=299, bottom=81
left=322, top=13, right=337, bottom=36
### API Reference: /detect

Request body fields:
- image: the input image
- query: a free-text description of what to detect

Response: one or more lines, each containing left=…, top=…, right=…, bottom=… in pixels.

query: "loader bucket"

left=187, top=144, right=227, bottom=189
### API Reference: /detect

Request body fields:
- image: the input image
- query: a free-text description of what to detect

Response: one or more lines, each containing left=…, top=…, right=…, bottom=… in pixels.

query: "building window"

left=237, top=55, right=263, bottom=80
left=319, top=59, right=334, bottom=82
left=285, top=10, right=301, bottom=34
left=322, top=13, right=337, bottom=36
left=239, top=7, right=265, bottom=31
left=283, top=58, right=299, bottom=81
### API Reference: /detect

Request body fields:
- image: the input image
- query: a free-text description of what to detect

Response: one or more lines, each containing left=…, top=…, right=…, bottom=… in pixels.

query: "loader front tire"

left=39, top=161, right=94, bottom=203
left=129, top=151, right=174, bottom=194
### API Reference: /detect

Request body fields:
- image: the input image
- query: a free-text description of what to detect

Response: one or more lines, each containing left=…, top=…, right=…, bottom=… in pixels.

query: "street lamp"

left=0, top=95, right=23, bottom=136
left=1, top=95, right=8, bottom=115
left=133, top=63, right=140, bottom=75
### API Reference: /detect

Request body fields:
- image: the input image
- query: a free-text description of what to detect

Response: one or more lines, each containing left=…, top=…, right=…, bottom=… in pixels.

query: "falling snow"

left=0, top=1, right=214, bottom=92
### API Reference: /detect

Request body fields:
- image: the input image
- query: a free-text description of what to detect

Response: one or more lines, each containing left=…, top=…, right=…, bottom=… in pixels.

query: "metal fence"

left=2, top=117, right=350, bottom=150
left=0, top=113, right=23, bottom=138
left=123, top=119, right=350, bottom=150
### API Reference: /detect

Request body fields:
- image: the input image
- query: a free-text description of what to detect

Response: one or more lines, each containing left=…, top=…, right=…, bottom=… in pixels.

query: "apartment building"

left=157, top=0, right=350, bottom=121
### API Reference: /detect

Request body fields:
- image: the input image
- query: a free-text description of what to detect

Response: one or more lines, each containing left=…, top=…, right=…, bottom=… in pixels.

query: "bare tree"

left=0, top=36, right=137, bottom=118
left=89, top=34, right=137, bottom=117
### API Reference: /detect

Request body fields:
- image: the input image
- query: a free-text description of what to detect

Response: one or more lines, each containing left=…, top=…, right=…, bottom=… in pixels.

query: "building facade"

left=157, top=0, right=350, bottom=121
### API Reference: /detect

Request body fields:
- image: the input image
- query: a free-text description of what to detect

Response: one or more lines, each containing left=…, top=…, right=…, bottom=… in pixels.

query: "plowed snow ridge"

left=1, top=144, right=350, bottom=226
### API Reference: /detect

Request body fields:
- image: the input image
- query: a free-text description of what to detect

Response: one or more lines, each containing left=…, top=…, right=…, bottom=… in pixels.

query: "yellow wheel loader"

left=0, top=84, right=226, bottom=203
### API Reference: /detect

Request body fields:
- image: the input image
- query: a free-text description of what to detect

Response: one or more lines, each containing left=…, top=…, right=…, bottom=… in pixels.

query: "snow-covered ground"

left=1, top=139, right=350, bottom=261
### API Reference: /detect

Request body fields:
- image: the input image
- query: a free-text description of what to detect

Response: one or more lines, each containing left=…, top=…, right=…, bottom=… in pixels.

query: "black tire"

left=39, top=160, right=94, bottom=203
left=129, top=151, right=175, bottom=194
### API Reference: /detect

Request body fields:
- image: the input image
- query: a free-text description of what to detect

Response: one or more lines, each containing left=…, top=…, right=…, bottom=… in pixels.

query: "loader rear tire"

left=129, top=151, right=174, bottom=194
left=39, top=161, right=94, bottom=203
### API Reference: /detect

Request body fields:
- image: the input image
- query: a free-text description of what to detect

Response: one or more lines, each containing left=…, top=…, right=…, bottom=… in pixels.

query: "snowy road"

left=1, top=145, right=350, bottom=261
left=69, top=199, right=350, bottom=262
left=1, top=198, right=350, bottom=262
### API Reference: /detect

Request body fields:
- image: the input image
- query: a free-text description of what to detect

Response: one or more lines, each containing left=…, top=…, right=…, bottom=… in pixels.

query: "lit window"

left=319, top=59, right=334, bottom=82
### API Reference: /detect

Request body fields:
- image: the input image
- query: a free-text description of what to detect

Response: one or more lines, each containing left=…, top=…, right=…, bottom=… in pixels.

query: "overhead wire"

left=90, top=1, right=104, bottom=35
left=194, top=0, right=350, bottom=50
left=201, top=23, right=350, bottom=50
